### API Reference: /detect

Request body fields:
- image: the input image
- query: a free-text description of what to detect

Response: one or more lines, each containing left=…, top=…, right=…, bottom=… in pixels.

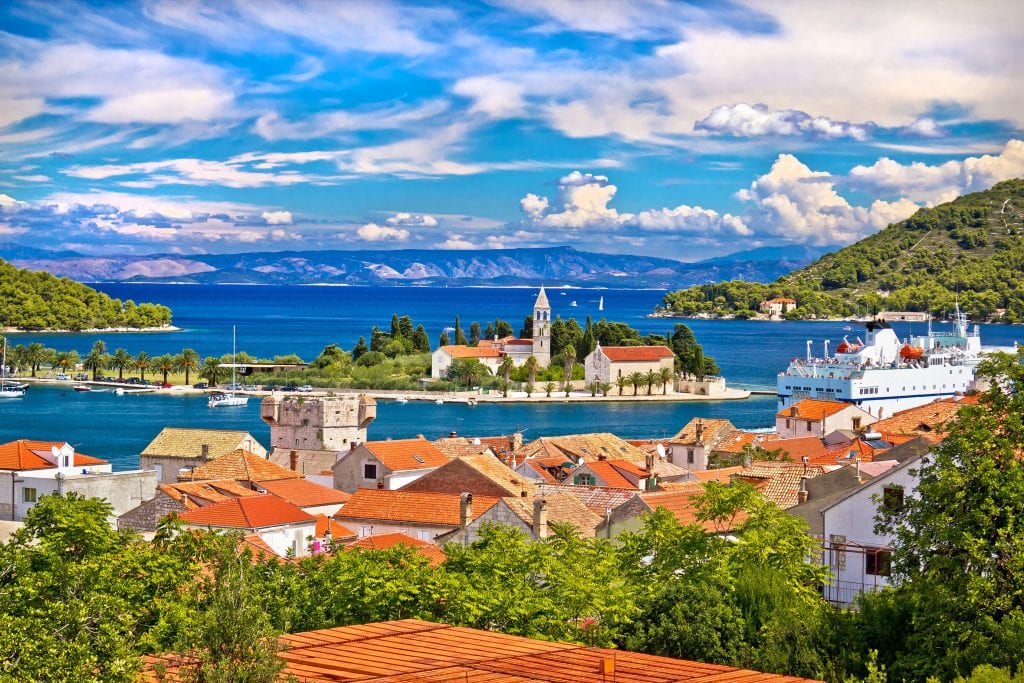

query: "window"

left=852, top=417, right=862, bottom=430
left=574, top=473, right=595, bottom=486
left=687, top=448, right=695, bottom=465
left=806, top=421, right=812, bottom=431
left=785, top=419, right=791, bottom=429
left=363, top=462, right=378, bottom=480
left=22, top=487, right=37, bottom=503
left=883, top=485, right=904, bottom=513
left=865, top=548, right=892, bottom=577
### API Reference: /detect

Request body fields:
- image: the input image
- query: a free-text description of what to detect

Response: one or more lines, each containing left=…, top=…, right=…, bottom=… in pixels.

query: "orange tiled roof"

left=160, top=480, right=262, bottom=507
left=314, top=515, right=356, bottom=540
left=337, top=489, right=500, bottom=526
left=363, top=438, right=450, bottom=472
left=521, top=459, right=561, bottom=483
left=502, top=494, right=604, bottom=537
left=534, top=484, right=639, bottom=513
left=239, top=534, right=284, bottom=563
left=432, top=437, right=497, bottom=459
left=178, top=449, right=301, bottom=482
left=643, top=488, right=750, bottom=533
left=734, top=462, right=832, bottom=508
left=670, top=418, right=736, bottom=445
left=764, top=436, right=829, bottom=462
left=715, top=431, right=763, bottom=454
left=598, top=345, right=675, bottom=362
left=872, top=398, right=963, bottom=442
left=518, top=432, right=651, bottom=465
left=691, top=465, right=745, bottom=482
left=764, top=297, right=797, bottom=304
left=346, top=533, right=447, bottom=566
left=776, top=398, right=856, bottom=420
left=440, top=345, right=503, bottom=359
left=258, top=478, right=350, bottom=507
left=575, top=459, right=646, bottom=489
left=176, top=494, right=315, bottom=529
left=0, top=440, right=106, bottom=471
left=145, top=619, right=820, bottom=682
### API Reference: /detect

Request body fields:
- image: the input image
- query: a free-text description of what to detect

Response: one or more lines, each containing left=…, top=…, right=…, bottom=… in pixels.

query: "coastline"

left=2, top=324, right=181, bottom=334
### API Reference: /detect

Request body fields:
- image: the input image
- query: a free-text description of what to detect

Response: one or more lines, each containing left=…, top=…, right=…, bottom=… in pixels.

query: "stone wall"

left=677, top=376, right=727, bottom=396
left=118, top=490, right=186, bottom=532
left=262, top=394, right=376, bottom=452
left=63, top=470, right=158, bottom=520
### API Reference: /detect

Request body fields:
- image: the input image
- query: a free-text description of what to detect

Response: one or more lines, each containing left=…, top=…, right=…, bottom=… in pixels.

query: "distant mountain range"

left=0, top=244, right=832, bottom=289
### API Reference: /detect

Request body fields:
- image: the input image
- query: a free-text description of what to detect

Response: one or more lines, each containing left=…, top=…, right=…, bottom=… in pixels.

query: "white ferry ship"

left=777, top=310, right=1014, bottom=418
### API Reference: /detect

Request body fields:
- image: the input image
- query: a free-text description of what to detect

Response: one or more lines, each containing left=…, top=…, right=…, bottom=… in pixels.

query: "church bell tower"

left=532, top=286, right=551, bottom=368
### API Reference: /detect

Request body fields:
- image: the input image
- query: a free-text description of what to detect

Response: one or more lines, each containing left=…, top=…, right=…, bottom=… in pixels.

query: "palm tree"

left=135, top=351, right=151, bottom=381
left=586, top=381, right=601, bottom=397
left=83, top=348, right=107, bottom=380
left=628, top=371, right=645, bottom=396
left=644, top=369, right=659, bottom=396
left=177, top=348, right=200, bottom=385
left=199, top=356, right=225, bottom=386
left=24, top=342, right=47, bottom=377
left=598, top=381, right=612, bottom=397
left=451, top=358, right=488, bottom=390
left=562, top=347, right=576, bottom=397
left=616, top=375, right=628, bottom=396
left=498, top=356, right=515, bottom=397
left=658, top=367, right=675, bottom=395
left=524, top=355, right=539, bottom=386
left=110, top=348, right=132, bottom=381
left=154, top=354, right=176, bottom=384
left=525, top=383, right=534, bottom=398
left=543, top=381, right=556, bottom=398
left=53, top=350, right=79, bottom=374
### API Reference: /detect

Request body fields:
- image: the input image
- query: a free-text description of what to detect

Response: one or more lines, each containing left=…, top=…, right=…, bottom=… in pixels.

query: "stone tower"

left=532, top=286, right=551, bottom=368
left=260, top=394, right=376, bottom=475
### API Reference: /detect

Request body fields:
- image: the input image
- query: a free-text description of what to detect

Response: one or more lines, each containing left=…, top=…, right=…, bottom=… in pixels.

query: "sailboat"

left=0, top=338, right=27, bottom=398
left=598, top=296, right=604, bottom=312
left=208, top=326, right=249, bottom=408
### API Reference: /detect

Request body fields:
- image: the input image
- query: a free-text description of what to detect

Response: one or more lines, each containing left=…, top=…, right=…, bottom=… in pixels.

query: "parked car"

left=74, top=373, right=89, bottom=381
left=55, top=373, right=70, bottom=381
left=193, top=382, right=209, bottom=389
left=227, top=383, right=243, bottom=391
left=297, top=384, right=314, bottom=392
left=160, top=381, right=172, bottom=388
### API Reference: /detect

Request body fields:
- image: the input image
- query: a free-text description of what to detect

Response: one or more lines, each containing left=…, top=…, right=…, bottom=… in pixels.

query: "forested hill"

left=659, top=179, right=1024, bottom=321
left=0, top=259, right=171, bottom=330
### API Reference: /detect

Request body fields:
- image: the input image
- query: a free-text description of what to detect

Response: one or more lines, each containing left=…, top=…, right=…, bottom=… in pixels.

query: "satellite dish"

left=656, top=444, right=667, bottom=459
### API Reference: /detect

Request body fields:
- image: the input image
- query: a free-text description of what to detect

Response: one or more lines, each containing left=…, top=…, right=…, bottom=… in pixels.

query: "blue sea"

left=3, top=284, right=1021, bottom=470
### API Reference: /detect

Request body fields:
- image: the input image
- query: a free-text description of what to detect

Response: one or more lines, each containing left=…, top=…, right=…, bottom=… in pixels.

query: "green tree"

left=177, top=348, right=200, bottom=385
left=352, top=336, right=368, bottom=360
left=153, top=354, right=176, bottom=384
left=616, top=375, right=629, bottom=396
left=83, top=344, right=108, bottom=380
left=498, top=355, right=515, bottom=397
left=658, top=366, right=674, bottom=394
left=469, top=321, right=481, bottom=346
left=439, top=330, right=450, bottom=347
left=543, top=381, right=556, bottom=398
left=453, top=316, right=468, bottom=346
left=449, top=358, right=488, bottom=390
left=53, top=349, right=80, bottom=374
left=628, top=371, right=645, bottom=396
left=135, top=351, right=151, bottom=381
left=412, top=325, right=431, bottom=353
left=644, top=369, right=658, bottom=395
left=110, top=347, right=132, bottom=381
left=24, top=342, right=47, bottom=377
left=523, top=355, right=539, bottom=385
left=562, top=346, right=576, bottom=397
left=198, top=357, right=225, bottom=386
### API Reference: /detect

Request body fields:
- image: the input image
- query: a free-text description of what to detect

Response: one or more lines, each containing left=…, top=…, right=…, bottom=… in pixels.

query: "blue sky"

left=0, top=0, right=1022, bottom=261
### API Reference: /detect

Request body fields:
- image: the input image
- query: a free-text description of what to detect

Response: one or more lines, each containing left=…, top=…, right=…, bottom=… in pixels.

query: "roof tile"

left=176, top=494, right=315, bottom=529
left=776, top=398, right=857, bottom=420
left=346, top=532, right=447, bottom=566
left=597, top=345, right=675, bottom=362
left=0, top=440, right=105, bottom=471
left=337, top=489, right=500, bottom=526
left=258, top=478, right=350, bottom=507
left=363, top=438, right=450, bottom=472
left=141, top=428, right=262, bottom=459
left=178, top=449, right=301, bottom=482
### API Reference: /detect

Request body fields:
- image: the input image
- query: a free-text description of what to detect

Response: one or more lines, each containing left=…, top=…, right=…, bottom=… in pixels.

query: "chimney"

left=790, top=406, right=798, bottom=417
left=742, top=452, right=752, bottom=468
left=645, top=452, right=655, bottom=472
left=200, top=444, right=209, bottom=459
left=459, top=492, right=473, bottom=527
left=533, top=498, right=548, bottom=539
left=289, top=450, right=299, bottom=471
left=376, top=479, right=384, bottom=489
left=512, top=432, right=523, bottom=451
left=797, top=476, right=809, bottom=504
left=695, top=420, right=704, bottom=443
left=855, top=458, right=862, bottom=483
left=350, top=441, right=359, bottom=452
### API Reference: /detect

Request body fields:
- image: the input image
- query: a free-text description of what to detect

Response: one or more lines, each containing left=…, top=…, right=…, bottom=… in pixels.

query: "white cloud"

left=261, top=210, right=293, bottom=225
left=357, top=223, right=409, bottom=242
left=900, top=117, right=946, bottom=138
left=13, top=175, right=50, bottom=182
left=438, top=232, right=476, bottom=249
left=737, top=154, right=919, bottom=245
left=694, top=103, right=873, bottom=141
left=847, top=139, right=1024, bottom=203
left=64, top=158, right=330, bottom=188
left=452, top=77, right=527, bottom=119
left=629, top=205, right=750, bottom=236
left=253, top=100, right=448, bottom=141
left=0, top=98, right=45, bottom=129
left=386, top=212, right=438, bottom=227
left=521, top=171, right=623, bottom=228
left=84, top=88, right=235, bottom=125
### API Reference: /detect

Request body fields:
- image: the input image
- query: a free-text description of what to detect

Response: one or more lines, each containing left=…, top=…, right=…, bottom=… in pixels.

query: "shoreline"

left=2, top=324, right=181, bottom=334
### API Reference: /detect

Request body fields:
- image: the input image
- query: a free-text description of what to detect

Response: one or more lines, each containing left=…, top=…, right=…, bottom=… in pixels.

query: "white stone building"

left=583, top=343, right=676, bottom=388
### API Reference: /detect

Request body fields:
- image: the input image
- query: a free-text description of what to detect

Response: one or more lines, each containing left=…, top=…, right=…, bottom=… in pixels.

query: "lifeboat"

left=900, top=343, right=924, bottom=360
left=836, top=337, right=862, bottom=354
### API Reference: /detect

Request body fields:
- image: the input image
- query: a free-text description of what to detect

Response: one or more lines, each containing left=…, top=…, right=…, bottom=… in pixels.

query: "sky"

left=0, top=0, right=1022, bottom=262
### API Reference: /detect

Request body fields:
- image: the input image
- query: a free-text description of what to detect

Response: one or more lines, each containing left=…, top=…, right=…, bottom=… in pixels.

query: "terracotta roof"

left=503, top=494, right=604, bottom=537
left=432, top=437, right=497, bottom=459
left=670, top=418, right=736, bottom=446
left=258, top=478, right=350, bottom=507
left=146, top=618, right=819, bottom=682
left=0, top=440, right=106, bottom=471
left=239, top=534, right=283, bottom=563
left=597, top=345, right=675, bottom=362
left=362, top=438, right=450, bottom=472
left=337, top=489, right=500, bottom=526
left=534, top=484, right=638, bottom=513
left=439, top=345, right=503, bottom=359
left=176, top=494, right=315, bottom=529
left=691, top=465, right=745, bottom=482
left=346, top=533, right=447, bottom=566
left=314, top=515, right=356, bottom=541
left=140, top=428, right=261, bottom=459
left=448, top=453, right=535, bottom=497
left=763, top=436, right=829, bottom=462
left=159, top=480, right=261, bottom=507
left=643, top=489, right=749, bottom=533
left=574, top=460, right=642, bottom=489
left=776, top=398, right=857, bottom=420
left=764, top=297, right=797, bottom=304
left=872, top=398, right=963, bottom=442
left=519, top=432, right=650, bottom=465
left=734, top=462, right=833, bottom=509
left=521, top=460, right=560, bottom=483
left=715, top=431, right=763, bottom=454
left=178, top=449, right=302, bottom=482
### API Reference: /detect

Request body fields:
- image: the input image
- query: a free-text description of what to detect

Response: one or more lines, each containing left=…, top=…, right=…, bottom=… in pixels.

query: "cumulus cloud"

left=737, top=155, right=919, bottom=245
left=453, top=76, right=527, bottom=119
left=900, top=117, right=946, bottom=138
left=386, top=212, right=438, bottom=227
left=357, top=223, right=409, bottom=242
left=520, top=171, right=623, bottom=228
left=436, top=232, right=506, bottom=250
left=846, top=139, right=1024, bottom=203
left=694, top=103, right=873, bottom=141
left=261, top=210, right=293, bottom=225
left=64, top=158, right=331, bottom=188
left=629, top=205, right=750, bottom=236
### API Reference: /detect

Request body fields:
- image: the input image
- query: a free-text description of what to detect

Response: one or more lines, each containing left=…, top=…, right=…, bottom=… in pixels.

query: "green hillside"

left=659, top=178, right=1024, bottom=321
left=0, top=258, right=172, bottom=330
